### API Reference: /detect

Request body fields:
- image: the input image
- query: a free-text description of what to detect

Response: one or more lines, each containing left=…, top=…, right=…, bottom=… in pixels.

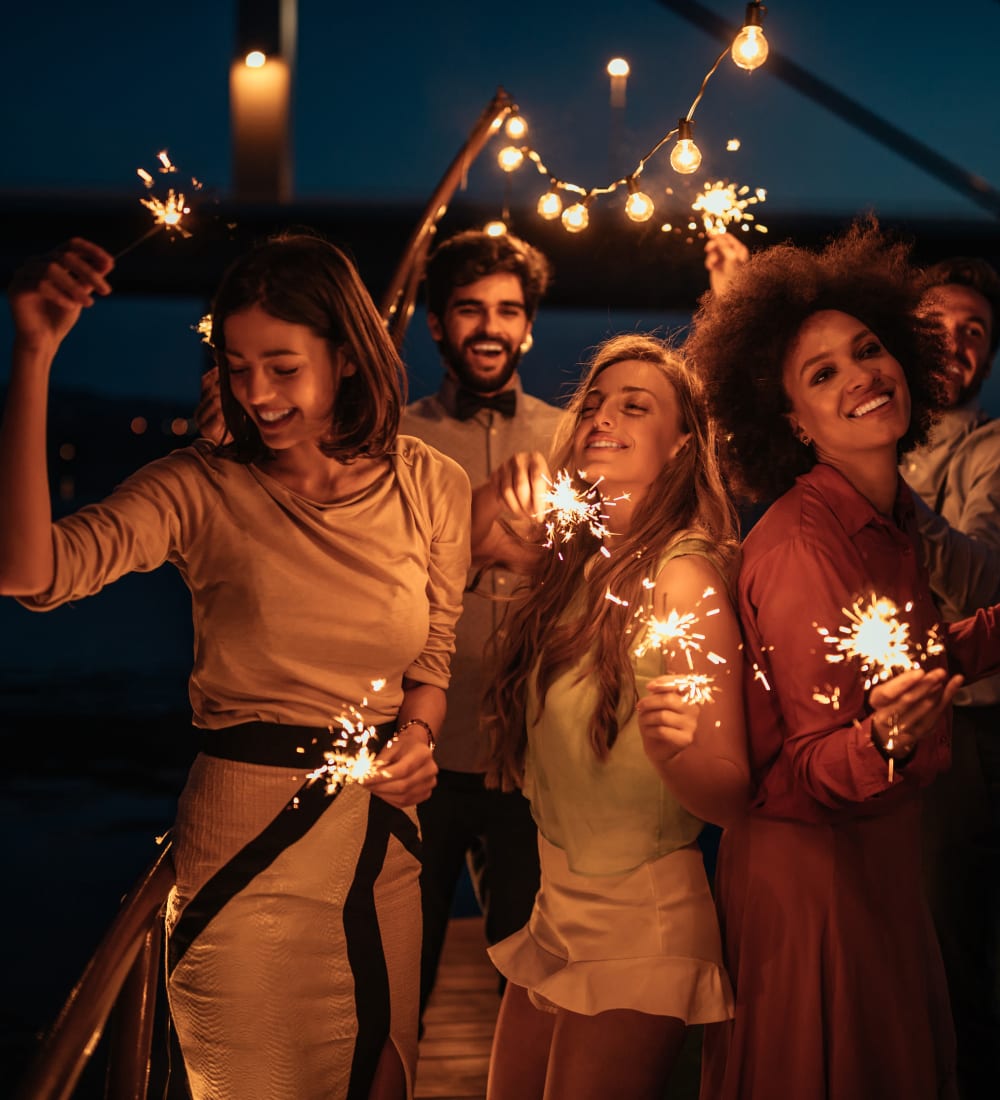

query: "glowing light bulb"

left=245, top=51, right=266, bottom=68
left=670, top=118, right=702, bottom=175
left=731, top=2, right=769, bottom=71
left=498, top=146, right=525, bottom=173
left=505, top=115, right=528, bottom=140
left=561, top=203, right=590, bottom=233
left=606, top=58, right=630, bottom=78
left=484, top=220, right=508, bottom=238
left=625, top=181, right=654, bottom=223
left=537, top=190, right=563, bottom=220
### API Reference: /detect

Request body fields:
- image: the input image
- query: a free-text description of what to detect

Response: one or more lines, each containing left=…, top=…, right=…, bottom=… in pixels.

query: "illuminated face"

left=572, top=359, right=690, bottom=502
left=224, top=304, right=349, bottom=452
left=782, top=310, right=911, bottom=474
left=923, top=283, right=994, bottom=406
left=427, top=273, right=532, bottom=394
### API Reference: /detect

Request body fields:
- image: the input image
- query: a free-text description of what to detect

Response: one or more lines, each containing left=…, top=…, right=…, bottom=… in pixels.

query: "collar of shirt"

left=438, top=373, right=523, bottom=422
left=799, top=462, right=915, bottom=541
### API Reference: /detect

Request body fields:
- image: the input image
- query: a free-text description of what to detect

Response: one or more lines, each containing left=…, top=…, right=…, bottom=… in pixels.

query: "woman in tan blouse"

left=0, top=235, right=470, bottom=1099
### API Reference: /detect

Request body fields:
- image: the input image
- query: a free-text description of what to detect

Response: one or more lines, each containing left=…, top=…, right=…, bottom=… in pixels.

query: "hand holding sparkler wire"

left=704, top=232, right=749, bottom=296
left=817, top=593, right=961, bottom=780
left=471, top=450, right=552, bottom=569
left=7, top=238, right=114, bottom=352
left=633, top=554, right=749, bottom=825
left=363, top=731, right=437, bottom=808
left=867, top=666, right=963, bottom=777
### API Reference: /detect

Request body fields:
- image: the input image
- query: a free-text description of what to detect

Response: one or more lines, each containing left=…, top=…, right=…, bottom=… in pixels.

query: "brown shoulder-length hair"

left=683, top=219, right=947, bottom=503
left=210, top=233, right=405, bottom=463
left=484, top=333, right=739, bottom=792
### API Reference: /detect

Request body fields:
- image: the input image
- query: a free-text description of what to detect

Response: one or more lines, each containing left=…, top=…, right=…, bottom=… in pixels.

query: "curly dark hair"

left=684, top=220, right=947, bottom=503
left=423, top=229, right=552, bottom=322
left=211, top=233, right=405, bottom=464
left=925, top=255, right=1000, bottom=357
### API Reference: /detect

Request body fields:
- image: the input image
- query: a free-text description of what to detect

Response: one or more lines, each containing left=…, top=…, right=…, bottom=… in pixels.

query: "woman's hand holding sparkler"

left=363, top=730, right=438, bottom=808
left=9, top=238, right=114, bottom=355
left=704, top=232, right=749, bottom=297
left=471, top=450, right=552, bottom=570
left=636, top=677, right=700, bottom=767
left=868, top=666, right=964, bottom=765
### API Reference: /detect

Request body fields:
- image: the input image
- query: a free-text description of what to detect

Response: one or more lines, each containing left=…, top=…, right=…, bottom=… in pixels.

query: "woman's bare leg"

left=544, top=1008, right=686, bottom=1100
left=487, top=982, right=556, bottom=1100
left=368, top=1038, right=406, bottom=1100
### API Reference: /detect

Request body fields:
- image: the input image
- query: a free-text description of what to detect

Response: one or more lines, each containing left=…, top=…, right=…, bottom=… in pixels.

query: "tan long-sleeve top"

left=19, top=436, right=471, bottom=730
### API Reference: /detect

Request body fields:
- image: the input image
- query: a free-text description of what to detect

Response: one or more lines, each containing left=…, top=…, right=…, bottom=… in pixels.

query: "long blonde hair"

left=484, top=334, right=738, bottom=791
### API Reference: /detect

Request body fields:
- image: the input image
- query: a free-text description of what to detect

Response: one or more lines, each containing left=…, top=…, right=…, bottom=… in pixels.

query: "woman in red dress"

left=685, top=224, right=1000, bottom=1100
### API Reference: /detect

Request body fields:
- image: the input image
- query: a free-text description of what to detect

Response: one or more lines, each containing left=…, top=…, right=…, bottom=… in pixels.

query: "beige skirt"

left=165, top=752, right=421, bottom=1100
left=489, top=833, right=733, bottom=1023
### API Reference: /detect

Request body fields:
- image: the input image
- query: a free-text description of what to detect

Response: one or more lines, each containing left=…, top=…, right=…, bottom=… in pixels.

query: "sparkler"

left=539, top=470, right=627, bottom=557
left=691, top=179, right=767, bottom=236
left=815, top=594, right=944, bottom=780
left=115, top=149, right=202, bottom=260
left=633, top=586, right=728, bottom=705
left=304, top=681, right=390, bottom=795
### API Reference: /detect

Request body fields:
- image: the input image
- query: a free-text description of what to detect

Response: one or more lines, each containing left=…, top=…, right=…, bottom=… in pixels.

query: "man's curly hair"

left=684, top=220, right=947, bottom=503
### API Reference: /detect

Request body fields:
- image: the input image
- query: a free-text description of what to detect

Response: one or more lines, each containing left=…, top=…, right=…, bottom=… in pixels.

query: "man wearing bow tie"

left=401, top=230, right=564, bottom=1023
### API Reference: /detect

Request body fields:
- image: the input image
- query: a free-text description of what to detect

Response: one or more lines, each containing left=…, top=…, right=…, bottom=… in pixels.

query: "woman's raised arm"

left=0, top=239, right=114, bottom=594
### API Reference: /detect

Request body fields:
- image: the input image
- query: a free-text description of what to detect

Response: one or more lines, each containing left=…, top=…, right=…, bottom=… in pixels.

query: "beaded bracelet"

left=395, top=717, right=436, bottom=749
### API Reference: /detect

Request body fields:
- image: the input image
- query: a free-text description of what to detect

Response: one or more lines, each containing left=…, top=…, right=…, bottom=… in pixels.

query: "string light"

left=732, top=2, right=769, bottom=72
left=497, top=145, right=525, bottom=172
left=537, top=189, right=563, bottom=220
left=505, top=114, right=528, bottom=140
left=625, top=177, right=655, bottom=222
left=484, top=219, right=508, bottom=237
left=669, top=118, right=702, bottom=174
left=245, top=51, right=266, bottom=68
left=561, top=199, right=591, bottom=233
left=486, top=5, right=768, bottom=234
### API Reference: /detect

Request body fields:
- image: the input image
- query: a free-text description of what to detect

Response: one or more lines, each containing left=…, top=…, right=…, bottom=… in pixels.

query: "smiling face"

left=427, top=272, right=531, bottom=394
left=572, top=358, right=691, bottom=505
left=782, top=310, right=911, bottom=477
left=922, top=283, right=994, bottom=406
left=223, top=303, right=350, bottom=452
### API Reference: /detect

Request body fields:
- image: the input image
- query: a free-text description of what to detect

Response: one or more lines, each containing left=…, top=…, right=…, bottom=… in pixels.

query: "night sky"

left=3, top=1, right=999, bottom=402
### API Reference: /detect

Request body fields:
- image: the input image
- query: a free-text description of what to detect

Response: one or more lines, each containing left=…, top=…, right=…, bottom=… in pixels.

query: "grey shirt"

left=903, top=401, right=1000, bottom=706
left=402, top=374, right=566, bottom=770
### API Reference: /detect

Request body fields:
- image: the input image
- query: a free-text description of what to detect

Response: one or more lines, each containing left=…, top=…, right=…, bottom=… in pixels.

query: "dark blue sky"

left=4, top=2, right=997, bottom=212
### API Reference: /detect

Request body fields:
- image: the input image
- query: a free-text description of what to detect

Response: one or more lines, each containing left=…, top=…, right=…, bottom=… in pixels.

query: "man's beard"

left=440, top=335, right=522, bottom=394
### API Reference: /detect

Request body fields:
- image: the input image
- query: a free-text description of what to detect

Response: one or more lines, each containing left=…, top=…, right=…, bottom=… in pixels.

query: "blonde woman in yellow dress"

left=472, top=334, right=749, bottom=1099
left=0, top=235, right=470, bottom=1099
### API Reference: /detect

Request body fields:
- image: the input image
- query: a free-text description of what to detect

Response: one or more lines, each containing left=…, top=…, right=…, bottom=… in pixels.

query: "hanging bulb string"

left=497, top=41, right=735, bottom=208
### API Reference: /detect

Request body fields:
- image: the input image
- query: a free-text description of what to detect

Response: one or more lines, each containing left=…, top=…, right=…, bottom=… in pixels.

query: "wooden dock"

left=415, top=916, right=498, bottom=1100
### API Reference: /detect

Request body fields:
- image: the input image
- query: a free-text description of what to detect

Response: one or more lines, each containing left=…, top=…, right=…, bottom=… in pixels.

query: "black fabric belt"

left=200, top=719, right=396, bottom=769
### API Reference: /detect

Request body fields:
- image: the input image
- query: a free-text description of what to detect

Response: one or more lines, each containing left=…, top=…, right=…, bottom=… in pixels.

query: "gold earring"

left=519, top=333, right=534, bottom=355
left=799, top=431, right=812, bottom=446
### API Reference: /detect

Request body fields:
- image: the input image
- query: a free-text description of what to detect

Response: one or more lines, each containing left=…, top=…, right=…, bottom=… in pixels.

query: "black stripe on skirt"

left=345, top=795, right=421, bottom=1099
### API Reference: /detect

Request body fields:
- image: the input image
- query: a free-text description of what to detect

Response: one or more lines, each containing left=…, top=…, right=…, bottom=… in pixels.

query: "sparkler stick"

left=815, top=594, right=944, bottom=781
left=114, top=150, right=201, bottom=260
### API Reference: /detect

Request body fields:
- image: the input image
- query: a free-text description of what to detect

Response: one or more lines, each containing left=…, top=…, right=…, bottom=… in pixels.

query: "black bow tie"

left=454, top=387, right=517, bottom=421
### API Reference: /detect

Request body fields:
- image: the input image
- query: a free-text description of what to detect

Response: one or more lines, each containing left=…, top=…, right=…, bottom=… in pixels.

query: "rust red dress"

left=701, top=464, right=1000, bottom=1100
